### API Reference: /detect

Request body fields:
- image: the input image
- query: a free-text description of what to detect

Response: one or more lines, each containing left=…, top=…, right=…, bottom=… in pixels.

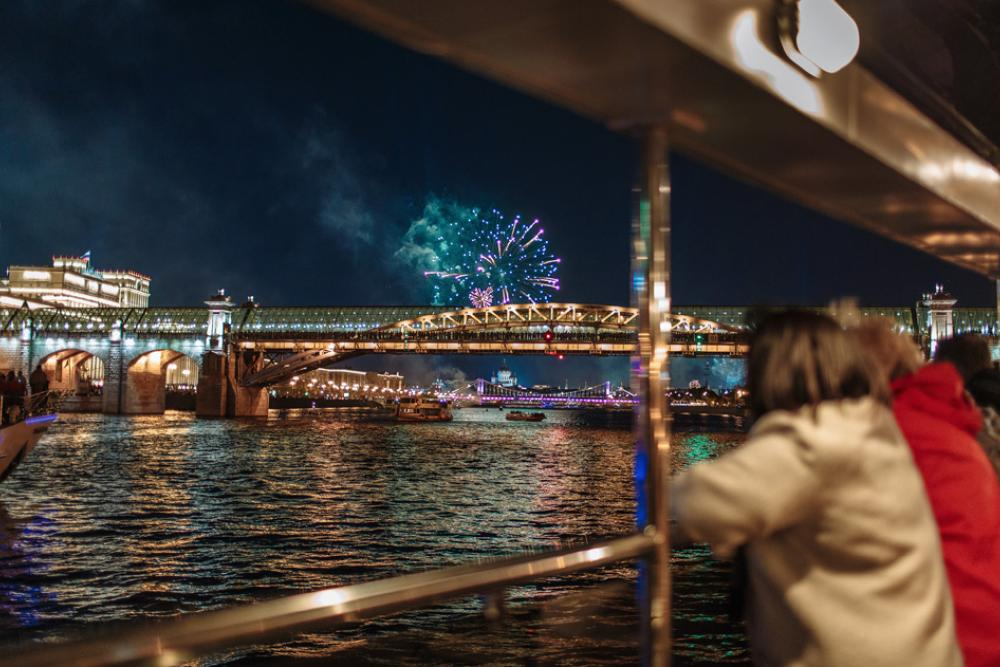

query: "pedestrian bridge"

left=234, top=303, right=747, bottom=386
left=0, top=302, right=746, bottom=415
left=1, top=300, right=992, bottom=416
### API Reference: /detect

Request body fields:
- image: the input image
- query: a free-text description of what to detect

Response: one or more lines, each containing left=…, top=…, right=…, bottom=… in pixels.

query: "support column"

left=18, top=317, right=33, bottom=387
left=634, top=127, right=672, bottom=666
left=102, top=321, right=125, bottom=414
left=195, top=352, right=228, bottom=417
left=921, top=285, right=957, bottom=357
left=195, top=290, right=268, bottom=418
left=195, top=349, right=268, bottom=418
left=227, top=350, right=268, bottom=417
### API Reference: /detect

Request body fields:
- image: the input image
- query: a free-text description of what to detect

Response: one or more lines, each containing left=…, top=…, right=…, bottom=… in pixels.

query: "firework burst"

left=420, top=206, right=561, bottom=307
left=469, top=286, right=494, bottom=308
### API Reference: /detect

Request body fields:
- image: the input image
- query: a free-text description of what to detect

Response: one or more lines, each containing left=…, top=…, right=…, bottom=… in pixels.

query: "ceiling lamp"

left=778, top=0, right=860, bottom=77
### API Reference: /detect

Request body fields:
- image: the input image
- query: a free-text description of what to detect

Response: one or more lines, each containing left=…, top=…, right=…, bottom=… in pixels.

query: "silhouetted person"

left=966, top=368, right=1000, bottom=478
left=934, top=333, right=992, bottom=382
left=672, top=311, right=960, bottom=666
left=2, top=371, right=16, bottom=425
left=29, top=365, right=48, bottom=395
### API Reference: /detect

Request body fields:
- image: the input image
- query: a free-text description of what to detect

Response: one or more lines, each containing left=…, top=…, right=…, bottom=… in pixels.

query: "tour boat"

left=395, top=397, right=453, bottom=422
left=0, top=412, right=57, bottom=483
left=505, top=410, right=546, bottom=422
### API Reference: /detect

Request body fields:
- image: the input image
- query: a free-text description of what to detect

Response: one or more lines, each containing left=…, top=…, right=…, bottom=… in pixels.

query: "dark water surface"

left=0, top=409, right=748, bottom=665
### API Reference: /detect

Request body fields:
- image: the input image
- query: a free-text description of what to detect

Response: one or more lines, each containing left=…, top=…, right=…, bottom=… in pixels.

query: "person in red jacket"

left=855, top=322, right=1000, bottom=667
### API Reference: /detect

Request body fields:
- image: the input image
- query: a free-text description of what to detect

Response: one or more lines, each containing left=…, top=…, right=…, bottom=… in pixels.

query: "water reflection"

left=0, top=410, right=747, bottom=664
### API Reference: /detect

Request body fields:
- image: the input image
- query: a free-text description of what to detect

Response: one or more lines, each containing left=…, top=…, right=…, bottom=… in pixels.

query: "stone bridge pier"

left=194, top=349, right=269, bottom=418
left=103, top=347, right=200, bottom=415
left=194, top=290, right=269, bottom=418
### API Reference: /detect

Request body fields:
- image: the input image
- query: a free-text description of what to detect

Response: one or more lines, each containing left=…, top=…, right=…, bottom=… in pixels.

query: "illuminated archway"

left=122, top=349, right=200, bottom=414
left=38, top=349, right=106, bottom=395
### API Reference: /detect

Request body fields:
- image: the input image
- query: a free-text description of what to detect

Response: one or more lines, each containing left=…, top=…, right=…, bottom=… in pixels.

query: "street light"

left=778, top=0, right=859, bottom=77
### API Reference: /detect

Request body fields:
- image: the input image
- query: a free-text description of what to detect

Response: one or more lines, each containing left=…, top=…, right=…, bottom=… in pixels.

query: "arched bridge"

left=3, top=299, right=993, bottom=417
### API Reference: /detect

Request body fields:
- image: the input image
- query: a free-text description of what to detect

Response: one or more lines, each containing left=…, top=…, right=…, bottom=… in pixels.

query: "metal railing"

left=1, top=390, right=55, bottom=426
left=7, top=533, right=657, bottom=667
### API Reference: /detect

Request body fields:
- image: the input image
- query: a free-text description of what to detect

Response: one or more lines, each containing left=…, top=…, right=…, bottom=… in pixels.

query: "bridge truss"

left=237, top=304, right=745, bottom=387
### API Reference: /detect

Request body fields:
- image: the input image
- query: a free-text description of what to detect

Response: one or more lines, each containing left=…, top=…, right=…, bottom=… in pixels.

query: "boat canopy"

left=309, top=0, right=1000, bottom=278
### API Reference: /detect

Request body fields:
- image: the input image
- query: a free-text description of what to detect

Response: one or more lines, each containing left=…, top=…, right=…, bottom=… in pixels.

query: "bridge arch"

left=118, top=348, right=201, bottom=414
left=37, top=348, right=106, bottom=393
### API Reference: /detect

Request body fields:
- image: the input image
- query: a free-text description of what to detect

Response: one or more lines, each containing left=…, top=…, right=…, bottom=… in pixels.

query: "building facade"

left=0, top=254, right=150, bottom=308
left=491, top=363, right=518, bottom=388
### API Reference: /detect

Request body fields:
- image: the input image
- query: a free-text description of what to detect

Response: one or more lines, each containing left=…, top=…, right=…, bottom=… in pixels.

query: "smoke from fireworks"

left=398, top=198, right=561, bottom=307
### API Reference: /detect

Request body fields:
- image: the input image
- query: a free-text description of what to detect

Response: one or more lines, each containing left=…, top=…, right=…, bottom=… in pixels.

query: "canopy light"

left=778, top=0, right=859, bottom=77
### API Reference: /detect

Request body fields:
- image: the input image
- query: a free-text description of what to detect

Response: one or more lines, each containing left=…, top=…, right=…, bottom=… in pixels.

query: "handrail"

left=7, top=532, right=657, bottom=667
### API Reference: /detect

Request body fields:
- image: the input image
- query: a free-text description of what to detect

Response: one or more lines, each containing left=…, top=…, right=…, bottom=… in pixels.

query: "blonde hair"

left=850, top=318, right=924, bottom=382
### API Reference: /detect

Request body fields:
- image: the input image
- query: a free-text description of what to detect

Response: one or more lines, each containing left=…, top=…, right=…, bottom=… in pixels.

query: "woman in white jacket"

left=670, top=311, right=960, bottom=667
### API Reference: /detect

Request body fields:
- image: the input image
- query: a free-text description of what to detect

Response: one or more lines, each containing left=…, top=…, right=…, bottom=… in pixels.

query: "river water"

left=0, top=409, right=748, bottom=665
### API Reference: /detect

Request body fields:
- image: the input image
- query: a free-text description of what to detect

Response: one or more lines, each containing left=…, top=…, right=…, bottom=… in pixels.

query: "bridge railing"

left=7, top=533, right=657, bottom=667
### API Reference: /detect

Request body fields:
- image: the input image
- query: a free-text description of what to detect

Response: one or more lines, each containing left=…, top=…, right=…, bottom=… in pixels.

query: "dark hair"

left=933, top=334, right=991, bottom=382
left=967, top=367, right=1000, bottom=411
left=748, top=310, right=885, bottom=419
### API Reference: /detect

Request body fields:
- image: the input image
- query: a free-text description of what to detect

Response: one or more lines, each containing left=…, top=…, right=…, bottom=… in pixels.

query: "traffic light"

left=694, top=333, right=705, bottom=345
left=543, top=329, right=554, bottom=342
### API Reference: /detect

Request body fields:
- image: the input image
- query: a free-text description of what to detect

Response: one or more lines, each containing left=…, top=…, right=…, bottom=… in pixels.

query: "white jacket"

left=670, top=398, right=961, bottom=667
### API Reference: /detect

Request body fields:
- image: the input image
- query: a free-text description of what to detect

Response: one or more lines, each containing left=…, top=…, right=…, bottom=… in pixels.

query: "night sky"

left=1, top=0, right=995, bottom=385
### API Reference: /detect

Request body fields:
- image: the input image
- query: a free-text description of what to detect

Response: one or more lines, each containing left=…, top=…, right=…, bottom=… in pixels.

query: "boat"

left=0, top=393, right=57, bottom=483
left=505, top=410, right=545, bottom=422
left=395, top=396, right=453, bottom=422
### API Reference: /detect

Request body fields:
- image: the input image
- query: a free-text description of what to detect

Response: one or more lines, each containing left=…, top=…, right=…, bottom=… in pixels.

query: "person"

left=933, top=333, right=1000, bottom=478
left=29, top=364, right=49, bottom=413
left=671, top=311, right=960, bottom=666
left=0, top=370, right=11, bottom=425
left=966, top=367, right=1000, bottom=477
left=3, top=370, right=20, bottom=424
left=934, top=333, right=992, bottom=382
left=15, top=370, right=27, bottom=400
left=853, top=321, right=1000, bottom=667
left=29, top=364, right=48, bottom=395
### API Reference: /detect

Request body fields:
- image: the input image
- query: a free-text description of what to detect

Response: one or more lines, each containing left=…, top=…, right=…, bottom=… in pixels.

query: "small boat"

left=0, top=393, right=57, bottom=484
left=505, top=410, right=545, bottom=422
left=396, top=396, right=453, bottom=422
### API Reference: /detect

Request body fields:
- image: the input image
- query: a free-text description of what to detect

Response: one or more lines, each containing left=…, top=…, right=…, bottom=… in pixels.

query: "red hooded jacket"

left=892, top=363, right=1000, bottom=667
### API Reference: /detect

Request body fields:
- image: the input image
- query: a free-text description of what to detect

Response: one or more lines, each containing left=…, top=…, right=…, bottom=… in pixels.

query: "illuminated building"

left=920, top=284, right=957, bottom=355
left=491, top=362, right=518, bottom=388
left=274, top=368, right=405, bottom=400
left=0, top=253, right=150, bottom=308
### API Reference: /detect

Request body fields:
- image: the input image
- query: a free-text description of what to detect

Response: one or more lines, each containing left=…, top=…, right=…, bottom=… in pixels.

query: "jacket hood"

left=892, top=363, right=982, bottom=436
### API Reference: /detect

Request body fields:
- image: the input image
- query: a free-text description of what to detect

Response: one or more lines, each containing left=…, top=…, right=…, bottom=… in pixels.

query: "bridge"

left=0, top=293, right=991, bottom=417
